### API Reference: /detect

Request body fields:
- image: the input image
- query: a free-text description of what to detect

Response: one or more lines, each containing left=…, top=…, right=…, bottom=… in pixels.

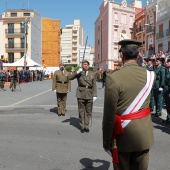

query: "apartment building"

left=0, top=18, right=5, bottom=60
left=42, top=18, right=60, bottom=67
left=145, top=0, right=157, bottom=56
left=1, top=9, right=42, bottom=64
left=134, top=7, right=146, bottom=55
left=95, top=0, right=136, bottom=70
left=79, top=45, right=94, bottom=67
left=156, top=0, right=170, bottom=53
left=60, top=19, right=85, bottom=66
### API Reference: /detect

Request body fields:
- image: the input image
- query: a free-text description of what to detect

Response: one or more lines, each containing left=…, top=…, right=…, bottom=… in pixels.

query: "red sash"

left=112, top=107, right=150, bottom=164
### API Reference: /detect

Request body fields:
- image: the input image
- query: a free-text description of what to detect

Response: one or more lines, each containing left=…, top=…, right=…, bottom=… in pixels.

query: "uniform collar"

left=123, top=62, right=138, bottom=68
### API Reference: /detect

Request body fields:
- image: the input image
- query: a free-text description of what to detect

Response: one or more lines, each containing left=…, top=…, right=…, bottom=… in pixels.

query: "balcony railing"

left=5, top=28, right=25, bottom=35
left=146, top=27, right=155, bottom=34
left=5, top=43, right=27, bottom=49
left=156, top=31, right=164, bottom=39
left=136, top=27, right=144, bottom=33
left=166, top=29, right=170, bottom=36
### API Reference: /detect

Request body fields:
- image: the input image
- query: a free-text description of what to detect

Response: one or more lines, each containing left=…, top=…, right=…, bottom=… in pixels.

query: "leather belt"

left=56, top=81, right=68, bottom=84
left=79, top=85, right=92, bottom=89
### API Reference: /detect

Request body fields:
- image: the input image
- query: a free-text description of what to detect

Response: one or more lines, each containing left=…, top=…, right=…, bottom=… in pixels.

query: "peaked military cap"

left=118, top=39, right=142, bottom=52
left=144, top=58, right=149, bottom=62
left=156, top=57, right=165, bottom=62
left=82, top=59, right=90, bottom=65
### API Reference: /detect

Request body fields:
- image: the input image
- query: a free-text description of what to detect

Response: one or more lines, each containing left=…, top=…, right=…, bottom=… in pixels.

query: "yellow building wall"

left=42, top=18, right=60, bottom=67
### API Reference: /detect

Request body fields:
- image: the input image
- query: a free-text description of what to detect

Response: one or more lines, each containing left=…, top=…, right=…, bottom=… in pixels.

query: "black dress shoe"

left=84, top=128, right=90, bottom=133
left=58, top=114, right=61, bottom=116
left=61, top=114, right=65, bottom=116
left=81, top=129, right=85, bottom=133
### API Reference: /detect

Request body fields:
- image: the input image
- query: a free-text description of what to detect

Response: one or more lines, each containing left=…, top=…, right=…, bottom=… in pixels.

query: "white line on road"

left=9, top=89, right=52, bottom=106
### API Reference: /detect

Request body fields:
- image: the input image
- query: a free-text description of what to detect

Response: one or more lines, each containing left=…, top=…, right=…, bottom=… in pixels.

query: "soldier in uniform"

left=0, top=70, right=7, bottom=91
left=147, top=58, right=155, bottom=112
left=153, top=58, right=165, bottom=117
left=9, top=69, right=18, bottom=91
left=103, top=39, right=155, bottom=170
left=163, top=58, right=170, bottom=123
left=68, top=60, right=97, bottom=133
left=52, top=63, right=71, bottom=116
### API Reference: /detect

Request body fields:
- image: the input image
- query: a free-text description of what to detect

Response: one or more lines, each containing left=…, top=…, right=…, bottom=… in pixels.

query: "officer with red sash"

left=103, top=39, right=155, bottom=170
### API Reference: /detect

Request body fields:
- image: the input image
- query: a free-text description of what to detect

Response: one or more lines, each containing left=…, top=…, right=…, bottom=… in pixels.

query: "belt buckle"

left=86, top=85, right=88, bottom=88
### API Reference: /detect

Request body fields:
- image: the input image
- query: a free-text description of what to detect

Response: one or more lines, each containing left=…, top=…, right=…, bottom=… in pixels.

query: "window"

left=8, top=23, right=14, bottom=33
left=130, top=16, right=133, bottom=24
left=20, top=52, right=24, bottom=58
left=24, top=13, right=30, bottom=16
left=8, top=53, right=14, bottom=63
left=158, top=43, right=163, bottom=52
left=8, top=38, right=14, bottom=48
left=11, top=13, right=17, bottom=17
left=98, top=54, right=99, bottom=60
left=114, top=13, right=118, bottom=20
left=98, top=39, right=100, bottom=45
left=114, top=29, right=118, bottom=37
left=121, top=14, right=126, bottom=24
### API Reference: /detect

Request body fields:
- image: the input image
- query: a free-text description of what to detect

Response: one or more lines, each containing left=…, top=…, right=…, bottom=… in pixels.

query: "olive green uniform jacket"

left=52, top=70, right=71, bottom=93
left=103, top=62, right=155, bottom=152
left=68, top=71, right=97, bottom=99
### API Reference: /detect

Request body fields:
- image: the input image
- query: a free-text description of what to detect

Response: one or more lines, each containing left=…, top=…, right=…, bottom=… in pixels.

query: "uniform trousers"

left=9, top=80, right=17, bottom=90
left=153, top=89, right=163, bottom=115
left=0, top=81, right=5, bottom=89
left=114, top=149, right=149, bottom=170
left=149, top=89, right=154, bottom=111
left=56, top=93, right=67, bottom=115
left=77, top=98, right=93, bottom=129
left=164, top=88, right=170, bottom=121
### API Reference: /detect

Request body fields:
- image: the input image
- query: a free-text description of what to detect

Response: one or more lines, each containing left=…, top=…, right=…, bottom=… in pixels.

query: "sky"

left=0, top=0, right=147, bottom=46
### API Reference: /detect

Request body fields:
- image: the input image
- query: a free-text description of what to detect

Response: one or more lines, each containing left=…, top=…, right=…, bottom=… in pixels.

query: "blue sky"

left=0, top=0, right=147, bottom=46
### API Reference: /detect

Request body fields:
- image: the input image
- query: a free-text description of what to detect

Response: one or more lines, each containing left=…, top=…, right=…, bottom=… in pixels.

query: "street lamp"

left=21, top=18, right=28, bottom=71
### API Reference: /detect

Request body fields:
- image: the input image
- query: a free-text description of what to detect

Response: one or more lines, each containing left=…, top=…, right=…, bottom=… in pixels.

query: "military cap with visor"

left=118, top=39, right=142, bottom=52
left=82, top=59, right=90, bottom=65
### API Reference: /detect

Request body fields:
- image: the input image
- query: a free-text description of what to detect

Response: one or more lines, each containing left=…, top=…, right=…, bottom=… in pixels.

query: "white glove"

left=158, top=88, right=163, bottom=91
left=53, top=90, right=56, bottom=93
left=104, top=149, right=112, bottom=157
left=77, top=68, right=82, bottom=74
left=93, top=97, right=97, bottom=102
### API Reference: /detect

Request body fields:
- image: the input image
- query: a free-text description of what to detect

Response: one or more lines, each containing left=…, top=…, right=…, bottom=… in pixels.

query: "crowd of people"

left=0, top=69, right=46, bottom=91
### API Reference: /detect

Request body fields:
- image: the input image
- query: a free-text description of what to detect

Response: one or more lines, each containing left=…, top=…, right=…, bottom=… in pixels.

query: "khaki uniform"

left=9, top=70, right=18, bottom=91
left=103, top=62, right=155, bottom=169
left=0, top=72, right=6, bottom=91
left=69, top=70, right=97, bottom=129
left=52, top=70, right=71, bottom=115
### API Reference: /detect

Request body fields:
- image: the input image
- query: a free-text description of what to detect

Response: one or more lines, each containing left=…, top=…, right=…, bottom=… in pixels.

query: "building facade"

left=42, top=18, right=60, bottom=67
left=1, top=9, right=42, bottom=64
left=156, top=0, right=170, bottom=53
left=145, top=0, right=157, bottom=56
left=95, top=0, right=135, bottom=70
left=79, top=45, right=94, bottom=67
left=134, top=7, right=146, bottom=56
left=60, top=19, right=85, bottom=66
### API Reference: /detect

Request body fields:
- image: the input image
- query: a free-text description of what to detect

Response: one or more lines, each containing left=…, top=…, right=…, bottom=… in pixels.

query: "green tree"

left=74, top=66, right=80, bottom=71
left=65, top=65, right=72, bottom=72
left=88, top=67, right=94, bottom=71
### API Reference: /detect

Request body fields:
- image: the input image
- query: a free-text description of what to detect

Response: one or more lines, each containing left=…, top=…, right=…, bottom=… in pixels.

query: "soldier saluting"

left=103, top=39, right=155, bottom=169
left=52, top=63, right=71, bottom=116
left=68, top=60, right=97, bottom=133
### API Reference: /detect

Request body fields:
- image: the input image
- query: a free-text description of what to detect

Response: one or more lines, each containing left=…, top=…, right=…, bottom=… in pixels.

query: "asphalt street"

left=0, top=79, right=170, bottom=170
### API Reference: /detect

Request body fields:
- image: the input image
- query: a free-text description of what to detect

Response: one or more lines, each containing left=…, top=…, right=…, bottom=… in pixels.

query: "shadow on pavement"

left=151, top=115, right=170, bottom=135
left=50, top=107, right=58, bottom=114
left=79, top=158, right=110, bottom=170
left=62, top=117, right=80, bottom=130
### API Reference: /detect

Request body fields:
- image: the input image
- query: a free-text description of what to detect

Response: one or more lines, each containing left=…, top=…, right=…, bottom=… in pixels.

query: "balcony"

left=166, top=29, right=170, bottom=36
left=72, top=33, right=78, bottom=36
left=113, top=37, right=120, bottom=43
left=5, top=43, right=27, bottom=51
left=146, top=27, right=155, bottom=34
left=136, top=27, right=144, bottom=33
left=5, top=28, right=25, bottom=35
left=113, top=19, right=119, bottom=26
left=72, top=56, right=77, bottom=60
left=73, top=38, right=77, bottom=42
left=156, top=31, right=164, bottom=39
left=72, top=50, right=77, bottom=53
